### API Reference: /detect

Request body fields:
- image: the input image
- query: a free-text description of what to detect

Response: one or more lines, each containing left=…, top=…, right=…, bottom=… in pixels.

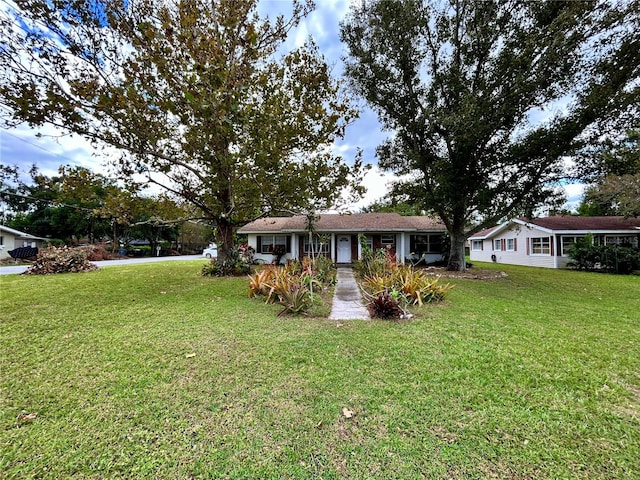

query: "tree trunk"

left=216, top=218, right=234, bottom=261
left=447, top=231, right=467, bottom=271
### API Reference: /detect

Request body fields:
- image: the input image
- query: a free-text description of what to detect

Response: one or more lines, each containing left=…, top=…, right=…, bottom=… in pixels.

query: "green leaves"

left=1, top=0, right=363, bottom=258
left=341, top=0, right=640, bottom=269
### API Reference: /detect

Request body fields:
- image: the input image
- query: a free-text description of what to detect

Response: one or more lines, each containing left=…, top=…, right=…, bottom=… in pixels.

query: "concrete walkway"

left=329, top=267, right=370, bottom=320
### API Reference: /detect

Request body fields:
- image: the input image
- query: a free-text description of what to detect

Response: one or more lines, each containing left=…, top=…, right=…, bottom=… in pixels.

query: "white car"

left=202, top=244, right=218, bottom=259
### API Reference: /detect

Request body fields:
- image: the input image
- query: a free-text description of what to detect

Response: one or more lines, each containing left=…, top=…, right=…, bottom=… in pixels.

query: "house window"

left=561, top=236, right=585, bottom=256
left=0, top=235, right=3, bottom=246
left=471, top=240, right=483, bottom=251
left=506, top=239, right=515, bottom=251
left=531, top=237, right=550, bottom=255
left=365, top=235, right=373, bottom=251
left=381, top=234, right=395, bottom=245
left=411, top=234, right=443, bottom=254
left=304, top=236, right=330, bottom=254
left=260, top=235, right=287, bottom=254
left=605, top=236, right=638, bottom=248
left=494, top=239, right=502, bottom=251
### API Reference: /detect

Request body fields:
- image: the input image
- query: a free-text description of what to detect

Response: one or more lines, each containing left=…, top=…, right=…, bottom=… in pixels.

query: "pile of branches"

left=24, top=246, right=99, bottom=275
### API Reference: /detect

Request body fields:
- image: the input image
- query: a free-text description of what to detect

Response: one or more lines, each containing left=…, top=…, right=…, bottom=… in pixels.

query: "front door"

left=337, top=235, right=351, bottom=263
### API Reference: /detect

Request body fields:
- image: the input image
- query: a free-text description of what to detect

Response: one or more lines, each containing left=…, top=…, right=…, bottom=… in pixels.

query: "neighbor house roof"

left=238, top=213, right=445, bottom=234
left=469, top=216, right=640, bottom=239
left=522, top=216, right=640, bottom=231
left=0, top=225, right=46, bottom=240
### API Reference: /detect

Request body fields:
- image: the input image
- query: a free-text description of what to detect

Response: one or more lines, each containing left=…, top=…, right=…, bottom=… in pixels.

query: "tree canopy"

left=341, top=0, right=640, bottom=270
left=577, top=130, right=640, bottom=217
left=1, top=0, right=365, bottom=258
left=0, top=163, right=185, bottom=246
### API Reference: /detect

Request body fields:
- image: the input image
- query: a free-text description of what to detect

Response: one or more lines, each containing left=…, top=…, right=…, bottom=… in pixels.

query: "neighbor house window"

left=411, top=234, right=444, bottom=254
left=561, top=236, right=585, bottom=256
left=259, top=235, right=287, bottom=254
left=304, top=236, right=330, bottom=254
left=506, top=239, right=515, bottom=251
left=381, top=234, right=395, bottom=245
left=531, top=237, right=550, bottom=255
left=471, top=240, right=483, bottom=251
left=494, top=239, right=502, bottom=251
left=605, top=236, right=638, bottom=248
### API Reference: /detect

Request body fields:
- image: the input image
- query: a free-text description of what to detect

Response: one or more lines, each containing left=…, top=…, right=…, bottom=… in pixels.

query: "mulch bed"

left=420, top=267, right=508, bottom=280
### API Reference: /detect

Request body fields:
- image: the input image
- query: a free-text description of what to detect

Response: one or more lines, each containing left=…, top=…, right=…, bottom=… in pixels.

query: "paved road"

left=0, top=255, right=206, bottom=275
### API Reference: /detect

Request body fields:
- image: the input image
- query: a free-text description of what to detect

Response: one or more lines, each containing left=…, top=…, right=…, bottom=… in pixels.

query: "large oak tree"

left=341, top=0, right=639, bottom=270
left=1, top=0, right=365, bottom=258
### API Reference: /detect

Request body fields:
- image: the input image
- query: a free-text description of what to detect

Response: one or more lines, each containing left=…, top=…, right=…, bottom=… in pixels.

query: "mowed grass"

left=1, top=261, right=638, bottom=479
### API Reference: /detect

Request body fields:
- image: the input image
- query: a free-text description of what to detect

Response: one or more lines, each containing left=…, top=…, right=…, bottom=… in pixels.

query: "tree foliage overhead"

left=341, top=0, right=640, bottom=270
left=577, top=130, right=640, bottom=217
left=0, top=0, right=365, bottom=257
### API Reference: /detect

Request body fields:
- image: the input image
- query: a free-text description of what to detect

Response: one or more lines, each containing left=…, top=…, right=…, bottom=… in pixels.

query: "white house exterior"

left=0, top=225, right=47, bottom=260
left=469, top=216, right=640, bottom=269
left=237, top=213, right=447, bottom=265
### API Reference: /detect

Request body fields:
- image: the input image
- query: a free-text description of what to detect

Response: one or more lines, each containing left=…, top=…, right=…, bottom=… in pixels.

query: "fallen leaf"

left=160, top=291, right=167, bottom=294
left=342, top=407, right=354, bottom=419
left=185, top=353, right=196, bottom=359
left=18, top=412, right=37, bottom=421
left=336, top=323, right=343, bottom=328
left=63, top=333, right=73, bottom=339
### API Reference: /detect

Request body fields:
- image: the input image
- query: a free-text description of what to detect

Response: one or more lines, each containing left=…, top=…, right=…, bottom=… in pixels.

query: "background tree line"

left=0, top=163, right=213, bottom=253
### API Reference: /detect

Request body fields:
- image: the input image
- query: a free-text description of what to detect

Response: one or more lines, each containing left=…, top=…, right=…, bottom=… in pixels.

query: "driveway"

left=0, top=255, right=205, bottom=275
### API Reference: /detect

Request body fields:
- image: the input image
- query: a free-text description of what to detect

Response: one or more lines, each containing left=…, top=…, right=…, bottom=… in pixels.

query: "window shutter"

left=286, top=236, right=291, bottom=253
left=526, top=237, right=529, bottom=255
left=550, top=236, right=554, bottom=256
left=514, top=238, right=517, bottom=251
left=256, top=236, right=262, bottom=252
left=501, top=239, right=506, bottom=251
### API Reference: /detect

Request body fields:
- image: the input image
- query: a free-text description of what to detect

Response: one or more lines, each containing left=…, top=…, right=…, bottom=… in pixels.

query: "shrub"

left=248, top=269, right=274, bottom=298
left=24, top=246, right=98, bottom=275
left=202, top=246, right=252, bottom=276
left=275, top=282, right=312, bottom=317
left=313, top=255, right=337, bottom=285
left=369, top=290, right=402, bottom=320
left=568, top=235, right=640, bottom=274
left=271, top=245, right=287, bottom=265
left=361, top=265, right=453, bottom=306
left=238, top=242, right=255, bottom=264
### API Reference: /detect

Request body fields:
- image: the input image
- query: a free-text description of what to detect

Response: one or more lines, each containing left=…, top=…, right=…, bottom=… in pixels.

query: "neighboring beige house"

left=237, top=213, right=447, bottom=265
left=469, top=216, right=640, bottom=269
left=0, top=225, right=47, bottom=260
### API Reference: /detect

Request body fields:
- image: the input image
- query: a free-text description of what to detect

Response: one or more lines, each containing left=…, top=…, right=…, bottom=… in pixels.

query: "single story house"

left=0, top=225, right=48, bottom=260
left=237, top=213, right=447, bottom=265
left=468, top=216, right=640, bottom=269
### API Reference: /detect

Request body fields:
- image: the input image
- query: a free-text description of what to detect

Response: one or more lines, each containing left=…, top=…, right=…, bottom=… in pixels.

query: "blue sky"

left=0, top=0, right=584, bottom=211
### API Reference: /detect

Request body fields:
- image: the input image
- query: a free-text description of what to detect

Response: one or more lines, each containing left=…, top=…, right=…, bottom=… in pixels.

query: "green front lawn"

left=1, top=261, right=638, bottom=478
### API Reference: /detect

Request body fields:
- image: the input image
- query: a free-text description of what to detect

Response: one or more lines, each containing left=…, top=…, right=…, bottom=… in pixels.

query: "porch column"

left=357, top=235, right=362, bottom=261
left=291, top=234, right=297, bottom=260
left=399, top=232, right=405, bottom=264
left=331, top=233, right=336, bottom=263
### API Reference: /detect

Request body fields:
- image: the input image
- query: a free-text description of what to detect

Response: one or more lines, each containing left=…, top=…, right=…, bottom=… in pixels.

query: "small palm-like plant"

left=276, top=282, right=311, bottom=317
left=247, top=269, right=274, bottom=298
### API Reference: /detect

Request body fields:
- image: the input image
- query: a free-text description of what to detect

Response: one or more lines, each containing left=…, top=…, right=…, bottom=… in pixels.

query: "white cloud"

left=348, top=165, right=398, bottom=211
